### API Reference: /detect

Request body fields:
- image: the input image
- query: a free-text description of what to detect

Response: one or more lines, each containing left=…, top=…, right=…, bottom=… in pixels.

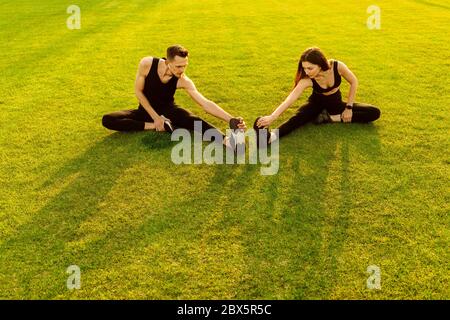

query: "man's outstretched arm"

left=180, top=76, right=246, bottom=129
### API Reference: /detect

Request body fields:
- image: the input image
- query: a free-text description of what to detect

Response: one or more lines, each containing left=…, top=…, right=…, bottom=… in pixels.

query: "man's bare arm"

left=180, top=76, right=233, bottom=121
left=256, top=79, right=311, bottom=127
left=179, top=76, right=245, bottom=129
left=135, top=57, right=165, bottom=131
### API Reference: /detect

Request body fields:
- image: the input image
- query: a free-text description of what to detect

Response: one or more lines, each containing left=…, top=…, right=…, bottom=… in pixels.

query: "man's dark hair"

left=167, top=45, right=189, bottom=60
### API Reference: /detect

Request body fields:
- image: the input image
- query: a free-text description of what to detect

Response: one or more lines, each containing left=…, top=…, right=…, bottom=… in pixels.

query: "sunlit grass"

left=0, top=0, right=448, bottom=299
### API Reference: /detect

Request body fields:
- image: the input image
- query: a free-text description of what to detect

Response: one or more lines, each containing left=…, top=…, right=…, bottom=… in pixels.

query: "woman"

left=255, top=47, right=380, bottom=144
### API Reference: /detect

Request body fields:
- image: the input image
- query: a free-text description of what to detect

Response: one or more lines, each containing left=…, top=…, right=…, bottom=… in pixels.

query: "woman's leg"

left=276, top=101, right=323, bottom=138
left=351, top=103, right=381, bottom=123
left=102, top=108, right=152, bottom=131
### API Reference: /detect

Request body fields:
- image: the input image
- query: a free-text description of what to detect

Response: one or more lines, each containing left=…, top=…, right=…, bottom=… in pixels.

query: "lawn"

left=0, top=0, right=448, bottom=299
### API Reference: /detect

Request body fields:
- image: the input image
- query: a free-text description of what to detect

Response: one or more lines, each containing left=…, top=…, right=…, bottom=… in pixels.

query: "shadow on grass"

left=0, top=131, right=179, bottom=298
left=0, top=124, right=381, bottom=299
left=0, top=129, right=264, bottom=299
left=236, top=123, right=381, bottom=299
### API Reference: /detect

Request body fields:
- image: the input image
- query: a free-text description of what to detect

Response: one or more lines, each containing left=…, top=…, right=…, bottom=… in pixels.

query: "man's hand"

left=154, top=115, right=166, bottom=131
left=341, top=109, right=353, bottom=123
left=256, top=115, right=275, bottom=128
left=230, top=117, right=247, bottom=130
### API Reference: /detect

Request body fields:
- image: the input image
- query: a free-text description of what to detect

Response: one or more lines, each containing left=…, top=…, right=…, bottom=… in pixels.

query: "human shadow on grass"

left=54, top=141, right=263, bottom=299
left=236, top=124, right=381, bottom=299
left=0, top=125, right=381, bottom=299
left=0, top=131, right=182, bottom=298
left=113, top=127, right=383, bottom=299
left=0, top=129, right=263, bottom=298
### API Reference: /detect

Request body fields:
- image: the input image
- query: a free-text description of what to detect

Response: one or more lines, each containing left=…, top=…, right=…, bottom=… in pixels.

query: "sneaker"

left=314, top=109, right=331, bottom=125
left=164, top=121, right=174, bottom=133
left=253, top=117, right=271, bottom=149
left=229, top=117, right=242, bottom=130
left=229, top=117, right=245, bottom=154
left=161, top=115, right=174, bottom=133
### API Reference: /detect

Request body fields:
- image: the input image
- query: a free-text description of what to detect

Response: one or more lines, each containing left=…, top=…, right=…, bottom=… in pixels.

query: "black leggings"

left=102, top=105, right=222, bottom=135
left=277, top=90, right=380, bottom=138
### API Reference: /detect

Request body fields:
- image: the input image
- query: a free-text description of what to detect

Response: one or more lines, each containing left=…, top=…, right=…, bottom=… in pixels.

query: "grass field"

left=0, top=0, right=449, bottom=299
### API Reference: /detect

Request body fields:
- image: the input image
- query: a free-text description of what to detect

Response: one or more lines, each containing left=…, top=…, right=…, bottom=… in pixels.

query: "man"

left=102, top=45, right=245, bottom=147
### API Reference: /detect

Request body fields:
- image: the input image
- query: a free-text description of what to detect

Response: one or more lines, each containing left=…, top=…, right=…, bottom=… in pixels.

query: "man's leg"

left=276, top=101, right=323, bottom=138
left=102, top=108, right=153, bottom=131
left=164, top=106, right=234, bottom=147
left=351, top=103, right=381, bottom=123
left=166, top=106, right=224, bottom=136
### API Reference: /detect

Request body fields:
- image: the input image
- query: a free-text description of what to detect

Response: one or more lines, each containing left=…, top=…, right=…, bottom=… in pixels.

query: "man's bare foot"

left=144, top=122, right=155, bottom=130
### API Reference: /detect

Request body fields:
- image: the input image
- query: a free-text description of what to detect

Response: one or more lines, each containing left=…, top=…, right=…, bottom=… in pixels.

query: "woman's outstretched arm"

left=257, top=79, right=311, bottom=127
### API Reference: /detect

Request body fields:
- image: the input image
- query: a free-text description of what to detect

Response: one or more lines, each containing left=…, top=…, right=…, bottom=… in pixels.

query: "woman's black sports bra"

left=311, top=60, right=341, bottom=94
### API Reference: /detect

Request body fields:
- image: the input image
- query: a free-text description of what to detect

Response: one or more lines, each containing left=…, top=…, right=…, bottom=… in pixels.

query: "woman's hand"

left=237, top=118, right=247, bottom=130
left=341, top=109, right=353, bottom=123
left=256, top=115, right=276, bottom=128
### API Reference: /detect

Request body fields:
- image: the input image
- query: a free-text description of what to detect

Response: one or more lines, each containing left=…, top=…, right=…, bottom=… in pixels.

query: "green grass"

left=0, top=0, right=449, bottom=299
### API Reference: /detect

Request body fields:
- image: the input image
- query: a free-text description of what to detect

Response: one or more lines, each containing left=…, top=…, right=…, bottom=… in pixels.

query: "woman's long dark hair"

left=294, top=47, right=330, bottom=87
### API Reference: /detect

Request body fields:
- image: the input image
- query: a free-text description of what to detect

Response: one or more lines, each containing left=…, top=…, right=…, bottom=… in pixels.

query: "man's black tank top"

left=139, top=57, right=178, bottom=112
left=311, top=60, right=341, bottom=94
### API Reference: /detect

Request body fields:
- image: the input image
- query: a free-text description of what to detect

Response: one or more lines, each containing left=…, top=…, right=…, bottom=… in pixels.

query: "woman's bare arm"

left=257, top=78, right=311, bottom=127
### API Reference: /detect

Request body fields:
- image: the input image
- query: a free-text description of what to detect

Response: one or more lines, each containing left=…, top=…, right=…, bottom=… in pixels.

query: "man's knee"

left=102, top=114, right=115, bottom=129
left=172, top=113, right=202, bottom=128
